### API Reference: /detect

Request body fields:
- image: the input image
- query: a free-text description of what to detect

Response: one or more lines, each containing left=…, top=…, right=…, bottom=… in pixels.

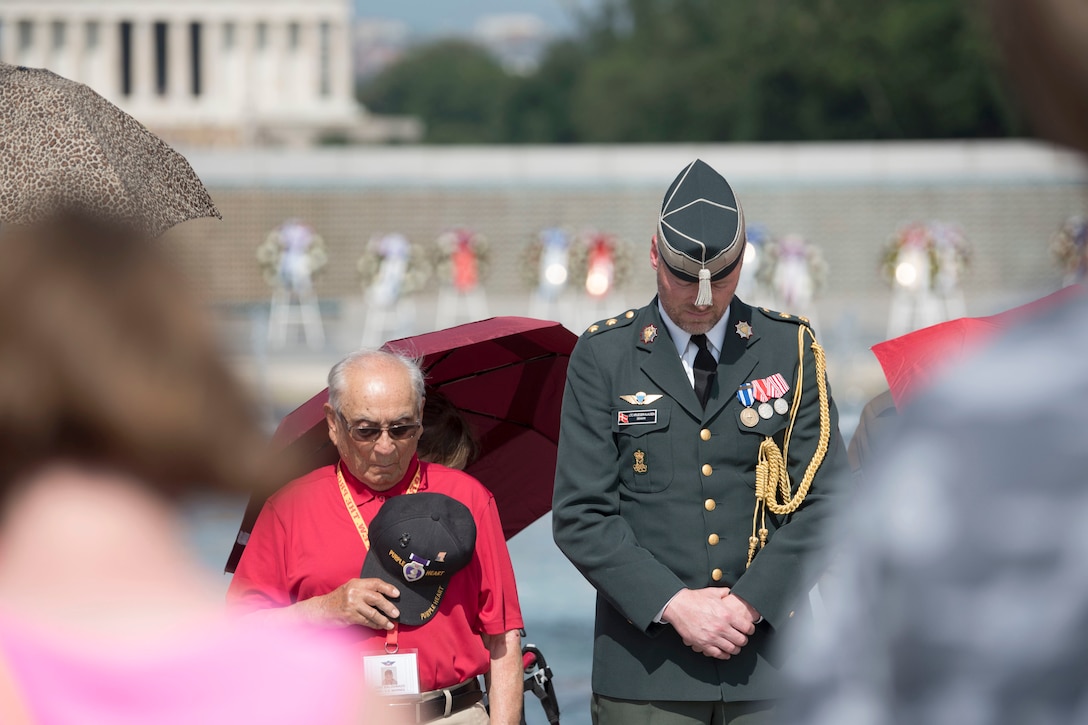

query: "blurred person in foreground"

left=552, top=159, right=849, bottom=724
left=227, top=350, right=524, bottom=724
left=779, top=2, right=1088, bottom=724
left=0, top=217, right=363, bottom=723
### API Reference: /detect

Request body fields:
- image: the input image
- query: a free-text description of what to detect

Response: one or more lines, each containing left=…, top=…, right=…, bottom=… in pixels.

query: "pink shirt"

left=227, top=458, right=523, bottom=691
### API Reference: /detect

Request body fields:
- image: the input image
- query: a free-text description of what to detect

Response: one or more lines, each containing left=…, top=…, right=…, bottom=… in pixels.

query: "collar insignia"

left=735, top=320, right=753, bottom=339
left=641, top=324, right=658, bottom=343
left=620, top=391, right=663, bottom=405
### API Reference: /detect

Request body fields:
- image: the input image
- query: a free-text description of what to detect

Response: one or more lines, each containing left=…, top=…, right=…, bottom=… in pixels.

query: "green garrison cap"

left=657, top=159, right=746, bottom=305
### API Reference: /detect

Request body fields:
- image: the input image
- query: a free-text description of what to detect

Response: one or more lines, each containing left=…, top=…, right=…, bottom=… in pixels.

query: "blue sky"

left=353, top=0, right=597, bottom=36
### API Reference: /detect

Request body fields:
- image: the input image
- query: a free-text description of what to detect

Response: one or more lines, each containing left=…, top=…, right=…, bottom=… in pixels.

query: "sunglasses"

left=337, top=411, right=421, bottom=443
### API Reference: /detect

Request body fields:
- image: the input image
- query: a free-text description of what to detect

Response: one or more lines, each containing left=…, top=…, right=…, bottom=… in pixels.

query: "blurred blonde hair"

left=0, top=216, right=281, bottom=499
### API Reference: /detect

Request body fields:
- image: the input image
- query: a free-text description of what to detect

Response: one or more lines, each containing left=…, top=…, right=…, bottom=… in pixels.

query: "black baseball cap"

left=360, top=492, right=477, bottom=625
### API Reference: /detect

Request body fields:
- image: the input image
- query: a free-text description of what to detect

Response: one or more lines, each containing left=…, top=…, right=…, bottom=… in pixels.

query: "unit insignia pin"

left=632, top=449, right=648, bottom=474
left=641, top=324, right=658, bottom=343
left=735, top=320, right=753, bottom=339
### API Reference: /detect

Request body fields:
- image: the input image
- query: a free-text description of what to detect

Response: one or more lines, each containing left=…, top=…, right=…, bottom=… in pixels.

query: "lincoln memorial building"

left=0, top=0, right=420, bottom=146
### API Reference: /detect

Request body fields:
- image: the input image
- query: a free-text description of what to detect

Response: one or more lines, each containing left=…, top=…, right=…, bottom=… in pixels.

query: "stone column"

left=23, top=17, right=49, bottom=68
left=130, top=18, right=153, bottom=104
left=300, top=19, right=318, bottom=105
left=100, top=17, right=122, bottom=101
left=0, top=15, right=18, bottom=65
left=237, top=19, right=258, bottom=142
left=45, top=18, right=71, bottom=79
left=268, top=19, right=287, bottom=110
left=80, top=19, right=103, bottom=95
left=168, top=17, right=189, bottom=106
left=199, top=19, right=219, bottom=108
left=329, top=14, right=352, bottom=109
left=61, top=18, right=84, bottom=85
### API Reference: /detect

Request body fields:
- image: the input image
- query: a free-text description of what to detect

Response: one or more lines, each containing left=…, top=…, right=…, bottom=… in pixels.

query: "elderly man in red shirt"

left=228, top=349, right=524, bottom=724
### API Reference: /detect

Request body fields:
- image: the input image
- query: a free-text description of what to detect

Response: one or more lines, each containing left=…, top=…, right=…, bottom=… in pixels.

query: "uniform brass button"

left=711, top=569, right=723, bottom=581
left=788, top=611, right=795, bottom=618
left=704, top=498, right=716, bottom=511
left=625, top=310, right=635, bottom=319
left=708, top=533, right=719, bottom=546
left=587, top=325, right=599, bottom=333
left=700, top=428, right=711, bottom=441
left=701, top=464, right=713, bottom=476
left=606, top=318, right=617, bottom=326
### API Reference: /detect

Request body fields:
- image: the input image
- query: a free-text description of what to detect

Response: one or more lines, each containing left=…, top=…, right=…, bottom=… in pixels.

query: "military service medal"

left=403, top=553, right=430, bottom=582
left=736, top=382, right=759, bottom=427
left=750, top=377, right=774, bottom=419
left=767, top=373, right=791, bottom=415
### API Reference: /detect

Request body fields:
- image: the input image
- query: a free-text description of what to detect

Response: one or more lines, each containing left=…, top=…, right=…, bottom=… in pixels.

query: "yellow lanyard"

left=336, top=462, right=422, bottom=550
left=338, top=462, right=422, bottom=652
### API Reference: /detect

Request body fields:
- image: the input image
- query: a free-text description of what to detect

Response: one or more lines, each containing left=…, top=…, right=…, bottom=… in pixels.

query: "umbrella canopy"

left=0, top=63, right=220, bottom=236
left=872, top=285, right=1086, bottom=409
left=226, top=316, right=578, bottom=573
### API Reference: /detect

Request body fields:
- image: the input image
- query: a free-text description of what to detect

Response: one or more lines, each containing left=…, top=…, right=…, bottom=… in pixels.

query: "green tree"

left=509, top=0, right=1022, bottom=142
left=359, top=40, right=515, bottom=143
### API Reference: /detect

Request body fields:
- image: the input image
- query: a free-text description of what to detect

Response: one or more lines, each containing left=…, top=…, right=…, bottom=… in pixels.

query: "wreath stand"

left=435, top=285, right=490, bottom=330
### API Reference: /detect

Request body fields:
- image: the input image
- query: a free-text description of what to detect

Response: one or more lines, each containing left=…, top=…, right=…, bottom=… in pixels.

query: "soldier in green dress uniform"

left=552, top=159, right=850, bottom=725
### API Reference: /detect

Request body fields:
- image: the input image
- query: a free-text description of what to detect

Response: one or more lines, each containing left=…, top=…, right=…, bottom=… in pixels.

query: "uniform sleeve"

left=551, top=336, right=687, bottom=632
left=730, top=326, right=850, bottom=629
left=226, top=501, right=294, bottom=611
left=473, top=495, right=524, bottom=635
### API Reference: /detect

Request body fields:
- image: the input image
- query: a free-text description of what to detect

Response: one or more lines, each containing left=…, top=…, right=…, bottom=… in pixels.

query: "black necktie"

left=691, top=334, right=717, bottom=408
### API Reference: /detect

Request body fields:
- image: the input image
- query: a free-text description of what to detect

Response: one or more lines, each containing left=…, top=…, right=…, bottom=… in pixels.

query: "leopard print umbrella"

left=0, top=63, right=221, bottom=236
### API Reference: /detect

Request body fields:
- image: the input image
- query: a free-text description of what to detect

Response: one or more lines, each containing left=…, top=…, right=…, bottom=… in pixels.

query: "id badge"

left=364, top=649, right=420, bottom=696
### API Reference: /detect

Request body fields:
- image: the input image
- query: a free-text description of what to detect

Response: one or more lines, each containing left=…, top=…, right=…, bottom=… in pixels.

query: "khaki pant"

left=379, top=691, right=489, bottom=725
left=425, top=700, right=489, bottom=724
left=592, top=694, right=775, bottom=725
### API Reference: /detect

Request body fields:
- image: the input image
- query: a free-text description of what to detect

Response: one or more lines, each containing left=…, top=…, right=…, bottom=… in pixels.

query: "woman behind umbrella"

left=0, top=217, right=365, bottom=723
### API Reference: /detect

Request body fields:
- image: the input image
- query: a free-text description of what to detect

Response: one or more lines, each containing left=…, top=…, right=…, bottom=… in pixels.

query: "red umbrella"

left=226, top=316, right=577, bottom=573
left=872, top=285, right=1086, bottom=409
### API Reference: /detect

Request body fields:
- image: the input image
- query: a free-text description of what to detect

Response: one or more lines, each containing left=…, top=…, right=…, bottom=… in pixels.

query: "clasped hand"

left=662, top=587, right=760, bottom=660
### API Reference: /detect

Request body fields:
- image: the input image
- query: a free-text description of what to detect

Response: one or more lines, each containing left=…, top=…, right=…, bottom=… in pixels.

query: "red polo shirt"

left=227, top=457, right=523, bottom=691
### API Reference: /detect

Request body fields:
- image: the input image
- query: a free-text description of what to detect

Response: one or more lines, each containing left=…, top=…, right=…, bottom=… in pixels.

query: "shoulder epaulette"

left=583, top=309, right=638, bottom=336
left=756, top=306, right=811, bottom=327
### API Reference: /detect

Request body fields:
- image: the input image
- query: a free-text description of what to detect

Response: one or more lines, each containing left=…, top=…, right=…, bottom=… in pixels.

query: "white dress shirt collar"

left=656, top=301, right=731, bottom=361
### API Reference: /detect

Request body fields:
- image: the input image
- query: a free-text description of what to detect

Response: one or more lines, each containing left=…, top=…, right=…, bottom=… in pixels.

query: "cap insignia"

left=641, top=324, right=658, bottom=343
left=735, top=320, right=753, bottom=339
left=403, top=553, right=430, bottom=582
